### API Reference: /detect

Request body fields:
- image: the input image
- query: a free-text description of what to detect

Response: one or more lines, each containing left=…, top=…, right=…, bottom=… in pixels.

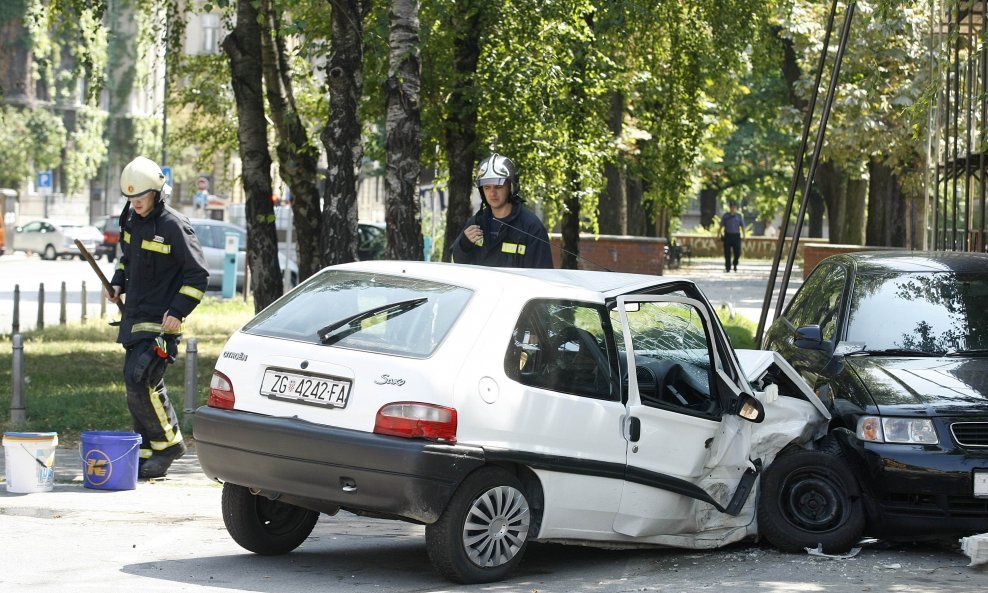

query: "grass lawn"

left=0, top=297, right=758, bottom=444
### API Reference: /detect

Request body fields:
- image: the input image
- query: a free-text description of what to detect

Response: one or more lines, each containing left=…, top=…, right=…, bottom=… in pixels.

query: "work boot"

left=138, top=442, right=187, bottom=479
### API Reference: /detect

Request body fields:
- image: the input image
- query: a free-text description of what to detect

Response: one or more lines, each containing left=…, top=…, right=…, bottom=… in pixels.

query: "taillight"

left=374, top=402, right=457, bottom=442
left=208, top=371, right=235, bottom=409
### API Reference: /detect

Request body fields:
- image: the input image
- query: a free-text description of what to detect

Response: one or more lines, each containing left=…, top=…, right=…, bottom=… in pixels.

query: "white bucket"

left=3, top=432, right=58, bottom=493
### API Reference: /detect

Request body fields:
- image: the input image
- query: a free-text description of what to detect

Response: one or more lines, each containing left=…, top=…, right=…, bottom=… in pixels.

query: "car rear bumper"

left=193, top=405, right=486, bottom=523
left=835, top=431, right=988, bottom=538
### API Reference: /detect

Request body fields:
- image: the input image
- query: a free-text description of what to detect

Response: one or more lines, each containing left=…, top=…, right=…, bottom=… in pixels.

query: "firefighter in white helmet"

left=105, top=156, right=209, bottom=479
left=450, top=153, right=553, bottom=268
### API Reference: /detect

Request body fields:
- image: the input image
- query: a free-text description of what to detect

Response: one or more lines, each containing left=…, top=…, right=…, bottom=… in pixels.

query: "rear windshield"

left=242, top=270, right=473, bottom=357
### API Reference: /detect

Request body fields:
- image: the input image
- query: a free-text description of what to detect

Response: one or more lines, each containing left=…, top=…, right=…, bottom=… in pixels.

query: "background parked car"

left=94, top=214, right=121, bottom=262
left=194, top=260, right=837, bottom=583
left=13, top=218, right=103, bottom=260
left=357, top=222, right=385, bottom=260
left=188, top=218, right=297, bottom=291
left=762, top=251, right=988, bottom=548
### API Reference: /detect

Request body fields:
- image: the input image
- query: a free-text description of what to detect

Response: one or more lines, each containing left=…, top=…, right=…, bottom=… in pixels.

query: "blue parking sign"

left=161, top=166, right=173, bottom=187
left=37, top=171, right=52, bottom=191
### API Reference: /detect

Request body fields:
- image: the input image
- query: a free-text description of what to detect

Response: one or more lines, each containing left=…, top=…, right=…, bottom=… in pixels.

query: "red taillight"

left=374, top=402, right=457, bottom=442
left=207, top=371, right=235, bottom=409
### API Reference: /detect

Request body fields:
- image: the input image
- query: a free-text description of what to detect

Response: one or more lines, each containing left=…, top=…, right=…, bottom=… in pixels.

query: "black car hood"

left=846, top=356, right=988, bottom=415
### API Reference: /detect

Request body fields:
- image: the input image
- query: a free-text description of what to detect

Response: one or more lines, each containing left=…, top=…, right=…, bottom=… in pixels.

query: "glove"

left=132, top=334, right=176, bottom=385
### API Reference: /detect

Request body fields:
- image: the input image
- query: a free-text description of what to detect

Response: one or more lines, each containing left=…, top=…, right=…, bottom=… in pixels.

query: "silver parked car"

left=188, top=218, right=297, bottom=291
left=13, top=218, right=103, bottom=260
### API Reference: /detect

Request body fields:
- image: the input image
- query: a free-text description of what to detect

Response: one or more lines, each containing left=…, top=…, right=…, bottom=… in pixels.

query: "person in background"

left=719, top=201, right=746, bottom=273
left=451, top=153, right=553, bottom=269
left=105, top=156, right=209, bottom=479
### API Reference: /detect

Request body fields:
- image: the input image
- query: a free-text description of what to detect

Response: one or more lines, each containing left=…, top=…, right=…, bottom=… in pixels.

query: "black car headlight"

left=856, top=416, right=938, bottom=445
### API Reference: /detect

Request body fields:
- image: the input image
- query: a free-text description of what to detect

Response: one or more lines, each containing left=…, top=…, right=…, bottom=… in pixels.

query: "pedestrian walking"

left=105, top=156, right=209, bottom=479
left=719, top=201, right=745, bottom=273
left=451, top=153, right=553, bottom=269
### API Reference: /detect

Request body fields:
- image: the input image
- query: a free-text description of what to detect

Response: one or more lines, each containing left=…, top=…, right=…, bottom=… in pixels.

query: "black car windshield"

left=243, top=270, right=473, bottom=357
left=845, top=271, right=988, bottom=354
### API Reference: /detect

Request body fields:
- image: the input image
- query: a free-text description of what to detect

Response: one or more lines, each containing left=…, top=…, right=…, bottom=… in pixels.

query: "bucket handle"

left=79, top=441, right=141, bottom=466
left=20, top=443, right=55, bottom=469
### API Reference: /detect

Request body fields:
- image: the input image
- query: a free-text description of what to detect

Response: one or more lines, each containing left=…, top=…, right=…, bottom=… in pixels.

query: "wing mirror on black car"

left=794, top=325, right=833, bottom=354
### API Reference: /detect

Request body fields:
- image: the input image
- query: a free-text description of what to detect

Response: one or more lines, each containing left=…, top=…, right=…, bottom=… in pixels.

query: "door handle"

left=627, top=416, right=641, bottom=442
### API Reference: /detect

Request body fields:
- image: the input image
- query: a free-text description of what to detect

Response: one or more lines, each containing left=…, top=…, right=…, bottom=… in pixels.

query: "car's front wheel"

left=221, top=483, right=319, bottom=555
left=42, top=244, right=56, bottom=260
left=425, top=467, right=532, bottom=584
left=757, top=442, right=865, bottom=554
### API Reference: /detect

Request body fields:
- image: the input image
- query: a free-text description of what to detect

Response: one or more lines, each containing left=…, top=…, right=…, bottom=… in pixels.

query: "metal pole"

left=60, top=281, right=67, bottom=325
left=981, top=32, right=987, bottom=251
left=11, top=334, right=26, bottom=424
left=776, top=2, right=858, bottom=322
left=184, top=337, right=198, bottom=414
left=953, top=5, right=961, bottom=250
left=755, top=0, right=841, bottom=345
left=37, top=283, right=45, bottom=330
left=12, top=284, right=20, bottom=335
left=81, top=280, right=88, bottom=323
left=100, top=285, right=107, bottom=319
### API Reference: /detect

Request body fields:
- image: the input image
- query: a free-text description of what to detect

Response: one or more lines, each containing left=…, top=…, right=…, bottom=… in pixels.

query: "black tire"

left=43, top=244, right=56, bottom=260
left=221, top=483, right=319, bottom=555
left=425, top=467, right=532, bottom=584
left=757, top=444, right=865, bottom=554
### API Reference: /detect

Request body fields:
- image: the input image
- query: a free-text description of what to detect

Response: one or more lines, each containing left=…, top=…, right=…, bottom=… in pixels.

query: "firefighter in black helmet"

left=105, top=156, right=209, bottom=479
left=450, top=153, right=553, bottom=268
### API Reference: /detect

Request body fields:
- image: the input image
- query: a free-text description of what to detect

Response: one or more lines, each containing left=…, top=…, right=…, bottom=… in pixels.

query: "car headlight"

left=856, top=416, right=938, bottom=444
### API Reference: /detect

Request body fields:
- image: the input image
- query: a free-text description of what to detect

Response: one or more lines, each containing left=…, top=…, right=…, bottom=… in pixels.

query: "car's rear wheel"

left=221, top=483, right=319, bottom=555
left=425, top=466, right=532, bottom=584
left=757, top=442, right=865, bottom=554
left=42, top=244, right=56, bottom=260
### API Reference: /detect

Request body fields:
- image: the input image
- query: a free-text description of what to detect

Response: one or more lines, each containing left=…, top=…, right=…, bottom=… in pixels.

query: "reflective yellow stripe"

left=139, top=448, right=153, bottom=459
left=123, top=231, right=130, bottom=244
left=141, top=239, right=171, bottom=254
left=502, top=242, right=526, bottom=255
left=115, top=262, right=125, bottom=271
left=148, top=384, right=182, bottom=449
left=179, top=285, right=204, bottom=301
left=132, top=322, right=183, bottom=335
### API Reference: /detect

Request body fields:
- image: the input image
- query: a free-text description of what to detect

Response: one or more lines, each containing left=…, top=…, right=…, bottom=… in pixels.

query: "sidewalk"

left=666, top=256, right=803, bottom=326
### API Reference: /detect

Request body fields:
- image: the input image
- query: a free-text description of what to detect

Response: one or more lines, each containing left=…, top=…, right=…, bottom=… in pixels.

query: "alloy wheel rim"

left=462, top=485, right=531, bottom=568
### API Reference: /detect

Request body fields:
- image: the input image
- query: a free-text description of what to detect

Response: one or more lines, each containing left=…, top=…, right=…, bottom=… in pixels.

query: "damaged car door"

left=612, top=296, right=765, bottom=542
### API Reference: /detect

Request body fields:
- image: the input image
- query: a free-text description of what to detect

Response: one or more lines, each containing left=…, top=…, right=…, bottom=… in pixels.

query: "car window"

left=242, top=270, right=472, bottom=358
left=845, top=271, right=988, bottom=353
left=504, top=300, right=615, bottom=400
left=783, top=262, right=846, bottom=340
left=615, top=300, right=720, bottom=416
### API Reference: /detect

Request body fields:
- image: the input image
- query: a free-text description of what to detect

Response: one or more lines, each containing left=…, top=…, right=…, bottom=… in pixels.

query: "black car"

left=763, top=251, right=988, bottom=545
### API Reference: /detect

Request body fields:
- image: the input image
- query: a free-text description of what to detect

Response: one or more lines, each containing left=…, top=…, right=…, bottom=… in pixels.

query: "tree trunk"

left=627, top=175, right=645, bottom=235
left=816, top=160, right=846, bottom=244
left=320, top=0, right=368, bottom=266
left=223, top=0, right=281, bottom=312
left=844, top=177, right=866, bottom=245
left=384, top=0, right=423, bottom=261
left=807, top=190, right=824, bottom=238
left=259, top=0, right=322, bottom=281
left=699, top=187, right=719, bottom=229
left=441, top=1, right=482, bottom=261
left=560, top=171, right=580, bottom=269
left=867, top=157, right=908, bottom=247
left=599, top=91, right=627, bottom=235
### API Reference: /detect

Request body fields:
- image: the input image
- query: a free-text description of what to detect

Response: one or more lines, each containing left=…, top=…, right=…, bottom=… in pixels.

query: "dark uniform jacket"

left=451, top=202, right=553, bottom=268
left=110, top=201, right=209, bottom=346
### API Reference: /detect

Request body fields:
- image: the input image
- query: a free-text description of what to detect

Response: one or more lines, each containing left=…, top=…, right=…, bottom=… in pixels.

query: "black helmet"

left=475, top=153, right=520, bottom=197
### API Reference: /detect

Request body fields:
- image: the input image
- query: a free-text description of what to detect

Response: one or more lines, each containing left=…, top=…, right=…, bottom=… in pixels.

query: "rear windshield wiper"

left=318, top=298, right=428, bottom=345
left=847, top=348, right=942, bottom=357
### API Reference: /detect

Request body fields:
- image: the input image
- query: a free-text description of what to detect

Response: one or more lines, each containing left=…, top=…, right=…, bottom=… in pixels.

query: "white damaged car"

left=194, top=261, right=840, bottom=583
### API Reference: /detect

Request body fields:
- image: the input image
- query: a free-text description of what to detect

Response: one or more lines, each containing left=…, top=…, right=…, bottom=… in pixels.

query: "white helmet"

left=120, top=156, right=169, bottom=199
left=475, top=153, right=520, bottom=196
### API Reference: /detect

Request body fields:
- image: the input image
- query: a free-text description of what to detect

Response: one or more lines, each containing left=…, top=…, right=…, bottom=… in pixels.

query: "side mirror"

left=734, top=393, right=765, bottom=423
left=794, top=325, right=832, bottom=354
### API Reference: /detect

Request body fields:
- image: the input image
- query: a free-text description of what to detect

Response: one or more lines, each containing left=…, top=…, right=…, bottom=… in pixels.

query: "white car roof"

left=330, top=260, right=689, bottom=301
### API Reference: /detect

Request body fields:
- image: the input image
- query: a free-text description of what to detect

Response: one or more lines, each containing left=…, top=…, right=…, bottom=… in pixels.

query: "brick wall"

left=671, top=233, right=826, bottom=260
left=549, top=233, right=667, bottom=275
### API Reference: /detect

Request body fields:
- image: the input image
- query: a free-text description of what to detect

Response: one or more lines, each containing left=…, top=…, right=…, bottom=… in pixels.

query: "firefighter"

left=105, top=156, right=209, bottom=479
left=451, top=153, right=553, bottom=268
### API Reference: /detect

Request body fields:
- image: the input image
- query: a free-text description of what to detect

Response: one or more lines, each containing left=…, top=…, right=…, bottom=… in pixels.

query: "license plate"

left=976, top=471, right=988, bottom=498
left=260, top=369, right=351, bottom=408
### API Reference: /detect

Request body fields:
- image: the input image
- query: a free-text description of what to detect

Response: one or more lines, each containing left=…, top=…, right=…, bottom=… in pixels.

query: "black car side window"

left=504, top=300, right=615, bottom=400
left=784, top=263, right=846, bottom=341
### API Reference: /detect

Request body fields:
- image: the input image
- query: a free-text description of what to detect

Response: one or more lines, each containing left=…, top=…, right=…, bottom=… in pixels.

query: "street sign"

left=37, top=171, right=52, bottom=192
left=161, top=166, right=173, bottom=187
